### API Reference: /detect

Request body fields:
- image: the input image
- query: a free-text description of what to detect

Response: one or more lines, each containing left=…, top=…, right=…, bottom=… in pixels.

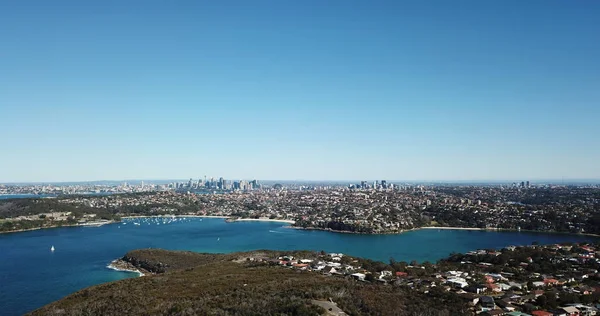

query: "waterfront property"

left=0, top=217, right=598, bottom=315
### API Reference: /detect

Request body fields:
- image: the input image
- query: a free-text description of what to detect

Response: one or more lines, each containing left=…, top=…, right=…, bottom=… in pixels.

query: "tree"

left=526, top=281, right=534, bottom=290
left=365, top=273, right=375, bottom=282
left=535, top=294, right=547, bottom=308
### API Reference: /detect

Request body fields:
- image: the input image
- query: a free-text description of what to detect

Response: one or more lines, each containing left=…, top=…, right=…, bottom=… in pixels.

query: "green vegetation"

left=0, top=198, right=119, bottom=232
left=30, top=249, right=467, bottom=316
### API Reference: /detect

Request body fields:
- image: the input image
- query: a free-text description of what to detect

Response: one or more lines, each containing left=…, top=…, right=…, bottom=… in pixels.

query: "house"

left=531, top=311, right=553, bottom=316
left=467, top=285, right=487, bottom=294
left=496, top=283, right=512, bottom=291
left=507, top=312, right=531, bottom=316
left=447, top=278, right=469, bottom=289
left=560, top=306, right=580, bottom=316
left=380, top=270, right=392, bottom=278
left=496, top=299, right=517, bottom=312
left=351, top=273, right=366, bottom=281
left=543, top=278, right=559, bottom=286
left=313, top=263, right=326, bottom=271
left=508, top=282, right=523, bottom=289
left=292, top=263, right=308, bottom=269
left=323, top=266, right=337, bottom=274
left=396, top=271, right=408, bottom=277
left=458, top=293, right=479, bottom=306
left=479, top=296, right=495, bottom=312
left=566, top=305, right=598, bottom=316
left=487, top=283, right=501, bottom=293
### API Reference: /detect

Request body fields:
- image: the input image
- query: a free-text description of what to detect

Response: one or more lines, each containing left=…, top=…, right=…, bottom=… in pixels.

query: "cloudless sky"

left=1, top=1, right=599, bottom=182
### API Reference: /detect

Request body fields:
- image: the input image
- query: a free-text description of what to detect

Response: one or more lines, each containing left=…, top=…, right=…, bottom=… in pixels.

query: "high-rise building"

left=526, top=181, right=530, bottom=188
left=381, top=180, right=387, bottom=189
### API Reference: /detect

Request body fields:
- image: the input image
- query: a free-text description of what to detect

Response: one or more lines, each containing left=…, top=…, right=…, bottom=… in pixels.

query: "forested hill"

left=0, top=198, right=119, bottom=232
left=29, top=249, right=466, bottom=316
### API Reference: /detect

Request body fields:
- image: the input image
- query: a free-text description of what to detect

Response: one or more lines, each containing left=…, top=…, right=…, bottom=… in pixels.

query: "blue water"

left=0, top=217, right=597, bottom=315
left=0, top=194, right=56, bottom=199
left=0, top=192, right=115, bottom=200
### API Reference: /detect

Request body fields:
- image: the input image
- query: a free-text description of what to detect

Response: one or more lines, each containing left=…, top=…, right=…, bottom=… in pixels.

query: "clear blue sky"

left=1, top=1, right=599, bottom=182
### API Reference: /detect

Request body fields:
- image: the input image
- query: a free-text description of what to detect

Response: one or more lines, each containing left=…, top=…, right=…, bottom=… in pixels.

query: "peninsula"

left=30, top=242, right=600, bottom=315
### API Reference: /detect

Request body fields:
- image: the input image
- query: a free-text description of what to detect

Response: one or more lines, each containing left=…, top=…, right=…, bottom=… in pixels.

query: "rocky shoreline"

left=107, top=259, right=148, bottom=276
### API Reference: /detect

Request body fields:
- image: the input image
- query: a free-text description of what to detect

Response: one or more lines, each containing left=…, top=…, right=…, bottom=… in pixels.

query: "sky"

left=1, top=1, right=599, bottom=182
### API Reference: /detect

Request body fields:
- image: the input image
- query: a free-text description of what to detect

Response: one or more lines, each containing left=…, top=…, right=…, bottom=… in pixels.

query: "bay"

left=0, top=217, right=597, bottom=315
left=0, top=194, right=56, bottom=199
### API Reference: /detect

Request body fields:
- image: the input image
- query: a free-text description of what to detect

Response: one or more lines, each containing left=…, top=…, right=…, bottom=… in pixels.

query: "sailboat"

left=50, top=245, right=55, bottom=252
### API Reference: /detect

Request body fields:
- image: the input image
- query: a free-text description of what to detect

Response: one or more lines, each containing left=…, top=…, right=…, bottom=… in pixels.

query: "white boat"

left=50, top=245, right=55, bottom=252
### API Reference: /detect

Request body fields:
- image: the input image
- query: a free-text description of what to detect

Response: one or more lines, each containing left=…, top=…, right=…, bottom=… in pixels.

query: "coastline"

left=121, top=215, right=229, bottom=219
left=121, top=215, right=295, bottom=224
left=0, top=220, right=117, bottom=235
left=419, top=226, right=484, bottom=231
left=0, top=215, right=296, bottom=235
left=230, top=218, right=295, bottom=224
left=0, top=223, right=82, bottom=235
left=288, top=225, right=600, bottom=238
left=2, top=216, right=598, bottom=238
left=106, top=259, right=146, bottom=277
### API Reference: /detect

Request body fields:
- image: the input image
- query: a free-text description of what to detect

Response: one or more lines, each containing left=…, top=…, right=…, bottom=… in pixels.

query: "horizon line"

left=2, top=178, right=600, bottom=185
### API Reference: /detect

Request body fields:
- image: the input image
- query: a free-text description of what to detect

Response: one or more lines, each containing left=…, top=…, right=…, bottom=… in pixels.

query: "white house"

left=351, top=273, right=366, bottom=281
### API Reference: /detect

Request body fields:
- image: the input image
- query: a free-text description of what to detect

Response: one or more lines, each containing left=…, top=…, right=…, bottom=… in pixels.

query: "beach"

left=121, top=215, right=230, bottom=219
left=121, top=215, right=295, bottom=224
left=419, top=226, right=484, bottom=231
left=231, top=218, right=295, bottom=224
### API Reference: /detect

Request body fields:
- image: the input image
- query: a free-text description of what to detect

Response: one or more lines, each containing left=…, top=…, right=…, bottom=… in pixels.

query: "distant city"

left=1, top=177, right=600, bottom=198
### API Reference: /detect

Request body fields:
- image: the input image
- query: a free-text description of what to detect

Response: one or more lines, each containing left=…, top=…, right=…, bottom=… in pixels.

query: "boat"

left=50, top=245, right=55, bottom=252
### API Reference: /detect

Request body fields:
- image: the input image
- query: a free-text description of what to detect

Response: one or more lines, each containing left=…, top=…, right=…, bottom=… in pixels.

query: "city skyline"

left=2, top=177, right=600, bottom=186
left=1, top=1, right=599, bottom=182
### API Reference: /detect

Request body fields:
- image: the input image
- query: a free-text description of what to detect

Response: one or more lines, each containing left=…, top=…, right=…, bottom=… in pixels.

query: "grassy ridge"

left=29, top=250, right=466, bottom=316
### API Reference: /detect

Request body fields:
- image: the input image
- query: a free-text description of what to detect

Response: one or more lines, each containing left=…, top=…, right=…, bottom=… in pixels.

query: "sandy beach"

left=121, top=215, right=229, bottom=219
left=419, top=226, right=484, bottom=231
left=232, top=218, right=295, bottom=224
left=121, top=215, right=295, bottom=224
